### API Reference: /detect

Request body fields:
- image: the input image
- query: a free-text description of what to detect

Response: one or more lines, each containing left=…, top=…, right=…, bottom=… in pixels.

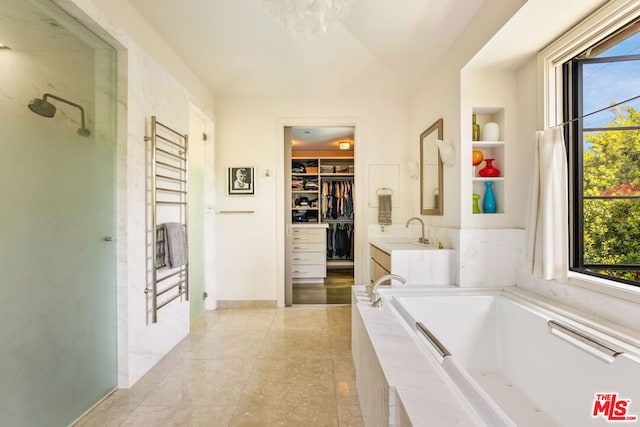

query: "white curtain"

left=524, top=127, right=568, bottom=280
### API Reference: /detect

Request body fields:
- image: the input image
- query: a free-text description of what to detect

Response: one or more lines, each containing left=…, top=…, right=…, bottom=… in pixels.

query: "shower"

left=28, top=93, right=90, bottom=137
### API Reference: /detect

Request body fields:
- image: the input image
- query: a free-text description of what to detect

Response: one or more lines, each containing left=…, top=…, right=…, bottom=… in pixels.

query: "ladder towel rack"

left=144, top=116, right=189, bottom=323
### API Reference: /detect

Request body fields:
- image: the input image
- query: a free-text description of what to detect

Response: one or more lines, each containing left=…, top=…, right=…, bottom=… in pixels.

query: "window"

left=564, top=24, right=640, bottom=286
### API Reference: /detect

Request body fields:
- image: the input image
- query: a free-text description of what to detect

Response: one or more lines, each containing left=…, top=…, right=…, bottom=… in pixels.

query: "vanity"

left=369, top=240, right=456, bottom=286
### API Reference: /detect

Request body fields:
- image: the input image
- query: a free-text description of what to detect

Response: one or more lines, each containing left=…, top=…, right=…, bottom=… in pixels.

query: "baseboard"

left=216, top=299, right=277, bottom=309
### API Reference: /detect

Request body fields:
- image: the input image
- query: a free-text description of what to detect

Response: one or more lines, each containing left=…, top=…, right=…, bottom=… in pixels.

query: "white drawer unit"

left=292, top=224, right=327, bottom=284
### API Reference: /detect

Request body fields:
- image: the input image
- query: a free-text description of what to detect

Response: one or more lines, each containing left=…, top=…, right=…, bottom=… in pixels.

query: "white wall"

left=59, top=0, right=216, bottom=387
left=214, top=92, right=413, bottom=303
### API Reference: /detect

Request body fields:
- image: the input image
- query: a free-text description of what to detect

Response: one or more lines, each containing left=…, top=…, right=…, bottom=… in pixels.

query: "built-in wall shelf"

left=471, top=107, right=506, bottom=215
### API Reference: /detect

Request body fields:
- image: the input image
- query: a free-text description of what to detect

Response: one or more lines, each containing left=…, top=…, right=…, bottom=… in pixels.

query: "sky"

left=582, top=31, right=640, bottom=128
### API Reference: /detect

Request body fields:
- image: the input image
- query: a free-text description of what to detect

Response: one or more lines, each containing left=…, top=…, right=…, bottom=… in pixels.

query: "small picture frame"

left=228, top=167, right=254, bottom=195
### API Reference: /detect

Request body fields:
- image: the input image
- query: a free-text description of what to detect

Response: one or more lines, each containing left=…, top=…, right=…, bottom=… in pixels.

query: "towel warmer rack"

left=144, top=116, right=189, bottom=323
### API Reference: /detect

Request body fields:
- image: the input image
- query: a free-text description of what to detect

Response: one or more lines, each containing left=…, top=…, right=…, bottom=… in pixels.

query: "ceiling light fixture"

left=0, top=43, right=11, bottom=50
left=263, top=0, right=354, bottom=43
left=339, top=141, right=351, bottom=150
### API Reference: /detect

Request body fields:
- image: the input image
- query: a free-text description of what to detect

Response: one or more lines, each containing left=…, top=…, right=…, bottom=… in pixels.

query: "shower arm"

left=43, top=93, right=87, bottom=130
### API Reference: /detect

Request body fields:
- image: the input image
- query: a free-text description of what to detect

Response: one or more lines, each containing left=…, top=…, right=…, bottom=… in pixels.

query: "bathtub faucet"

left=405, top=216, right=428, bottom=244
left=369, top=274, right=407, bottom=307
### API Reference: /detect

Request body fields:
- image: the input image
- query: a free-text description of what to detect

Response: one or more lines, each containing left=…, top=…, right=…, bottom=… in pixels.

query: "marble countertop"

left=369, top=238, right=454, bottom=253
left=352, top=285, right=479, bottom=426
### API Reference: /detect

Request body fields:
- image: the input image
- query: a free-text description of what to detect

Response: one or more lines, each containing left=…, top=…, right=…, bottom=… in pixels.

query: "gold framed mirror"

left=420, top=118, right=443, bottom=215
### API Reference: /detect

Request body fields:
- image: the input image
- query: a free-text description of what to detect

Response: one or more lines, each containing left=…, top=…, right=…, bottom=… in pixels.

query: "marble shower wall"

left=119, top=41, right=192, bottom=388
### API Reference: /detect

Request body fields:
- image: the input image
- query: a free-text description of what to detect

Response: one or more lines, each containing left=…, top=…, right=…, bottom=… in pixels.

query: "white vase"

left=482, top=122, right=500, bottom=141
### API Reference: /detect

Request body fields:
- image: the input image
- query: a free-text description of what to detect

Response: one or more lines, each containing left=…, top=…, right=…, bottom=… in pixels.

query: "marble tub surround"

left=76, top=306, right=363, bottom=427
left=352, top=286, right=479, bottom=426
left=457, top=228, right=525, bottom=287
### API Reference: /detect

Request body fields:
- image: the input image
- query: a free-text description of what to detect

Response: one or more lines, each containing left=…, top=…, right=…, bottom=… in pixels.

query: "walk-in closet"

left=287, top=126, right=355, bottom=304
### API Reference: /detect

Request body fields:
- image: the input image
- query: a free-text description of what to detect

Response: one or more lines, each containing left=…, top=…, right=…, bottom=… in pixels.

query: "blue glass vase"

left=483, top=181, right=497, bottom=213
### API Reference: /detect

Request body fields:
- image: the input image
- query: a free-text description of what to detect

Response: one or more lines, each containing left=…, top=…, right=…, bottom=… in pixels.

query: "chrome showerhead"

left=28, top=97, right=57, bottom=118
left=27, top=93, right=90, bottom=137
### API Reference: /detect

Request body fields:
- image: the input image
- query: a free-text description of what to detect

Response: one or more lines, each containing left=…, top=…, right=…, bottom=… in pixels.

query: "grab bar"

left=416, top=322, right=451, bottom=358
left=548, top=320, right=622, bottom=363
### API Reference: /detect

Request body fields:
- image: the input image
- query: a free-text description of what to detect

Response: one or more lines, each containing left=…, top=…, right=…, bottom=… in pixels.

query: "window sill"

left=567, top=271, right=640, bottom=305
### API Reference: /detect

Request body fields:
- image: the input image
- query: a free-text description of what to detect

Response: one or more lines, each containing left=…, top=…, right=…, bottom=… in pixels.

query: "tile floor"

left=75, top=306, right=363, bottom=426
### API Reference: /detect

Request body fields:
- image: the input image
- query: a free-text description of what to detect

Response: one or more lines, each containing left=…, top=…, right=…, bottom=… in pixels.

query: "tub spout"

left=368, top=274, right=407, bottom=307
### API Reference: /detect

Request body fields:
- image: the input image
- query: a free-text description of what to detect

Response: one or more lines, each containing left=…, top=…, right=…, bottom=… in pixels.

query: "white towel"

left=378, top=194, right=392, bottom=225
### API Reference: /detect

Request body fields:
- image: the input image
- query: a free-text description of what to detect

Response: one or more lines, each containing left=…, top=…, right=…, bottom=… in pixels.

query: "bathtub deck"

left=470, top=370, right=560, bottom=427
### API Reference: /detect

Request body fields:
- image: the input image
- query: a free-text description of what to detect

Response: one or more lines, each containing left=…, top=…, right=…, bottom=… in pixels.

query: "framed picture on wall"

left=228, top=167, right=254, bottom=195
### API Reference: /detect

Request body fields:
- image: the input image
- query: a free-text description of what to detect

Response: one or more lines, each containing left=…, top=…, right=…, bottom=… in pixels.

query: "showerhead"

left=27, top=93, right=90, bottom=137
left=28, top=97, right=57, bottom=118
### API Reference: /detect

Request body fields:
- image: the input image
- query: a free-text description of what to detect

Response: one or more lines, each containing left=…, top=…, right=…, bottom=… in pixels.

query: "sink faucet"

left=368, top=274, right=407, bottom=307
left=405, top=217, right=428, bottom=244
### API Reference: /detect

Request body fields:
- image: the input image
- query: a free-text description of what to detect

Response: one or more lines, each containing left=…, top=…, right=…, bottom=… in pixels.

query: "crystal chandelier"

left=263, top=0, right=354, bottom=42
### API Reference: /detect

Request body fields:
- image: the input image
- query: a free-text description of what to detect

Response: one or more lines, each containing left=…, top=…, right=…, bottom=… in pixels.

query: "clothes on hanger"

left=326, top=222, right=354, bottom=260
left=322, top=179, right=353, bottom=220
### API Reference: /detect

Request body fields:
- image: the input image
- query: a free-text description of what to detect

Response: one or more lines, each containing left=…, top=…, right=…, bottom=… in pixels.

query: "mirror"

left=420, top=118, right=443, bottom=215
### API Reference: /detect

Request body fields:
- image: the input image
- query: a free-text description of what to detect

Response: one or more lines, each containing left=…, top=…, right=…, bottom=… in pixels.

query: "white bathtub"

left=389, top=290, right=640, bottom=426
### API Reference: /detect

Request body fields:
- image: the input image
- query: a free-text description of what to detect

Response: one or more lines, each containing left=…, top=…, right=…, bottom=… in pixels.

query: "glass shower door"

left=0, top=0, right=117, bottom=425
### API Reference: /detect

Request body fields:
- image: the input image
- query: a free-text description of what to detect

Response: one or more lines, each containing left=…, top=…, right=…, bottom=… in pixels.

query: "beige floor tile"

left=337, top=405, right=365, bottom=427
left=189, top=330, right=267, bottom=360
left=259, top=330, right=332, bottom=359
left=328, top=306, right=352, bottom=328
left=211, top=308, right=277, bottom=331
left=231, top=404, right=339, bottom=427
left=333, top=357, right=359, bottom=405
left=79, top=306, right=362, bottom=427
left=73, top=404, right=133, bottom=427
left=330, top=333, right=352, bottom=357
left=122, top=405, right=234, bottom=426
left=270, top=307, right=330, bottom=331
left=190, top=309, right=226, bottom=334
left=140, top=358, right=251, bottom=407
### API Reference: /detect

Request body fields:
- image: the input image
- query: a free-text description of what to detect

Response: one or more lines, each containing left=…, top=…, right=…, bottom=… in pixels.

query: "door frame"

left=275, top=118, right=363, bottom=307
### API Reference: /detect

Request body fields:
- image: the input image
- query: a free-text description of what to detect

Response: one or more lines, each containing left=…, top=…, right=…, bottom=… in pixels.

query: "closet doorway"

left=285, top=126, right=355, bottom=304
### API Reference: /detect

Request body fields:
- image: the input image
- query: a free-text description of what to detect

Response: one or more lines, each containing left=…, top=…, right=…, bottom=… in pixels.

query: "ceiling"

left=128, top=0, right=486, bottom=97
left=291, top=126, right=354, bottom=152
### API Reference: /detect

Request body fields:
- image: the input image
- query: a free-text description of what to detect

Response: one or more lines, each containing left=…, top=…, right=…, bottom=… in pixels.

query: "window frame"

left=564, top=53, right=640, bottom=287
left=538, top=0, right=640, bottom=295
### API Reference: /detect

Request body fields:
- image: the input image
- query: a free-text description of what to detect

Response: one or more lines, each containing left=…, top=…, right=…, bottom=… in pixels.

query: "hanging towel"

left=159, top=222, right=188, bottom=268
left=378, top=194, right=392, bottom=225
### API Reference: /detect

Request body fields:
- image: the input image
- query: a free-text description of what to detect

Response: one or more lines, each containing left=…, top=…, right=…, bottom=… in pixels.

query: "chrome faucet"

left=368, top=274, right=407, bottom=307
left=405, top=217, right=428, bottom=244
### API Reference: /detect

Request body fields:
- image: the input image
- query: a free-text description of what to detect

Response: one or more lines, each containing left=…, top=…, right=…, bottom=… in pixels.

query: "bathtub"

left=387, top=290, right=640, bottom=426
